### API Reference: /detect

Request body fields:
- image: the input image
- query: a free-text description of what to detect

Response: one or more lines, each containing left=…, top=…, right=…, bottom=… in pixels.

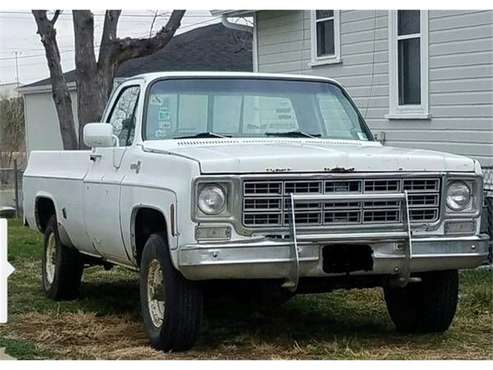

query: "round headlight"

left=198, top=184, right=226, bottom=215
left=446, top=181, right=471, bottom=211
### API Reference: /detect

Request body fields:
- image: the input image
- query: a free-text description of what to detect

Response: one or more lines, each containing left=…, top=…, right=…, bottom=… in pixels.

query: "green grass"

left=0, top=337, right=52, bottom=360
left=0, top=218, right=492, bottom=359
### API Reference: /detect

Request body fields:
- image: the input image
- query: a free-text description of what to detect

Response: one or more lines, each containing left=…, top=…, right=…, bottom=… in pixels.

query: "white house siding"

left=255, top=10, right=493, bottom=166
left=22, top=89, right=79, bottom=153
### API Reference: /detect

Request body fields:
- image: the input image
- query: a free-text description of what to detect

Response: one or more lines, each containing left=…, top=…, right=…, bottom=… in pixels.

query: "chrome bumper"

left=179, top=192, right=488, bottom=286
left=177, top=234, right=490, bottom=281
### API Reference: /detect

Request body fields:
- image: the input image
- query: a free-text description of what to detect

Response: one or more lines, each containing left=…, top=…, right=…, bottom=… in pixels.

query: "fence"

left=0, top=158, right=24, bottom=217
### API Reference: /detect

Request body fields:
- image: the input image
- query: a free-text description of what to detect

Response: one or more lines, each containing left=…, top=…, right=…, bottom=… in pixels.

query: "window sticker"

left=150, top=95, right=164, bottom=106
left=158, top=108, right=172, bottom=129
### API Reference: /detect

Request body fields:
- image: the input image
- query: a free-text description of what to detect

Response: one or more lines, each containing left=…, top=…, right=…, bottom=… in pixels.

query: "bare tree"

left=32, top=9, right=185, bottom=149
left=32, top=10, right=78, bottom=150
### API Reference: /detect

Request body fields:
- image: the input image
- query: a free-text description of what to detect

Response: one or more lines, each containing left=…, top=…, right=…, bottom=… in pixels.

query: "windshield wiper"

left=265, top=130, right=322, bottom=138
left=173, top=132, right=231, bottom=139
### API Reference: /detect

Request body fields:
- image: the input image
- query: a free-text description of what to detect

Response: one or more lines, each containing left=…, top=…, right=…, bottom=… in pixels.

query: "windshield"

left=144, top=78, right=372, bottom=141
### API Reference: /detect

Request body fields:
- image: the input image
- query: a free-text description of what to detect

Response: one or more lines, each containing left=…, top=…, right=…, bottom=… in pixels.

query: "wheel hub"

left=147, top=259, right=165, bottom=327
left=45, top=233, right=57, bottom=285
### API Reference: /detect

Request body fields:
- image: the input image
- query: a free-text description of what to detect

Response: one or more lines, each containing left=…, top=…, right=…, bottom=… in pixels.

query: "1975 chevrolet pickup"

left=23, top=72, right=489, bottom=351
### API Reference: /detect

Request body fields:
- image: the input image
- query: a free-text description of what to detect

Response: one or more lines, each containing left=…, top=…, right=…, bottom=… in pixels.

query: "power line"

left=0, top=15, right=222, bottom=62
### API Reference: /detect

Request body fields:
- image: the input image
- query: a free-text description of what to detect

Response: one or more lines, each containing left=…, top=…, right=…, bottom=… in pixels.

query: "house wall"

left=255, top=10, right=493, bottom=166
left=23, top=89, right=79, bottom=153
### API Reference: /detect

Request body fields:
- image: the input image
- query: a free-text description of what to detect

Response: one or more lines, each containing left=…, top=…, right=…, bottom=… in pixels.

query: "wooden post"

left=13, top=158, right=19, bottom=217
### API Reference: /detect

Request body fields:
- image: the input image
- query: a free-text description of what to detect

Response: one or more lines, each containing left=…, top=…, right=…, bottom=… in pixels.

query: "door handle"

left=90, top=153, right=102, bottom=161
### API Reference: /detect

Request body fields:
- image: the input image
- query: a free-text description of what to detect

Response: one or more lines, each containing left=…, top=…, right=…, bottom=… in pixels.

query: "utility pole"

left=13, top=51, right=20, bottom=96
left=13, top=51, right=20, bottom=86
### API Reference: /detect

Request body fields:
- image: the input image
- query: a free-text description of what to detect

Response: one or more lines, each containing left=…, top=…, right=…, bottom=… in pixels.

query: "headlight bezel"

left=197, top=184, right=226, bottom=215
left=446, top=180, right=472, bottom=212
left=445, top=176, right=482, bottom=217
left=193, top=178, right=238, bottom=221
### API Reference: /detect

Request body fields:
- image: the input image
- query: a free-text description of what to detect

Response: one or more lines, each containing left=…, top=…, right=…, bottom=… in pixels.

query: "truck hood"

left=143, top=139, right=476, bottom=174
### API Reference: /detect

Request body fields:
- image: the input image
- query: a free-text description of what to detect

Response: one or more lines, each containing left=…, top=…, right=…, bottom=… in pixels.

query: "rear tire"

left=384, top=270, right=459, bottom=333
left=42, top=215, right=84, bottom=300
left=140, top=233, right=203, bottom=351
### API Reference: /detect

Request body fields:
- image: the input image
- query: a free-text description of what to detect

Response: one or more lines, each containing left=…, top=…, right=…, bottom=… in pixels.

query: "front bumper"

left=177, top=234, right=490, bottom=281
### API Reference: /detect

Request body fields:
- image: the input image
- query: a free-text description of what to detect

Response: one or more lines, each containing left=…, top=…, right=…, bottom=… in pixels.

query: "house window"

left=387, top=10, right=430, bottom=119
left=310, top=10, right=341, bottom=66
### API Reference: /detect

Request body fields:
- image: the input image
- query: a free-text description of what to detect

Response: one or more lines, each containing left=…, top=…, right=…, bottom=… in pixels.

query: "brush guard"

left=284, top=192, right=414, bottom=292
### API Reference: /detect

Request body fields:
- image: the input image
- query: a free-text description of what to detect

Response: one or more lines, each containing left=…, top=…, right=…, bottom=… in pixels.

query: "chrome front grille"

left=242, top=177, right=441, bottom=228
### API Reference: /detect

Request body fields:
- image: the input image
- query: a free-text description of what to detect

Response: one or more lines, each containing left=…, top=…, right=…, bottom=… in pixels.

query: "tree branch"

left=50, top=10, right=61, bottom=25
left=112, top=9, right=185, bottom=65
left=148, top=10, right=159, bottom=38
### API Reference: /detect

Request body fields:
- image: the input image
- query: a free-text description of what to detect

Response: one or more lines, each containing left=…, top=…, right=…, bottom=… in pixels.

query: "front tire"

left=140, top=233, right=203, bottom=351
left=42, top=215, right=84, bottom=300
left=384, top=270, right=459, bottom=333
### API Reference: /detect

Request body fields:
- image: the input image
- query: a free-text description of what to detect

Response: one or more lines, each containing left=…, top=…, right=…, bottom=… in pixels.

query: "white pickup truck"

left=23, top=72, right=489, bottom=351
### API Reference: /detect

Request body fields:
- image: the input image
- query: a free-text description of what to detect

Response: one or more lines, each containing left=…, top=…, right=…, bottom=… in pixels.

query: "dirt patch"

left=8, top=312, right=158, bottom=360
left=7, top=308, right=492, bottom=360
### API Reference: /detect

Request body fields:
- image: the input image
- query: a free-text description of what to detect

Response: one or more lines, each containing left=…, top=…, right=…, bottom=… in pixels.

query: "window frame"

left=387, top=10, right=430, bottom=120
left=310, top=10, right=341, bottom=66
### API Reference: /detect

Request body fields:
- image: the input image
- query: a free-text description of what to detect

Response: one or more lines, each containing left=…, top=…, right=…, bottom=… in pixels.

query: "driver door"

left=83, top=84, right=141, bottom=264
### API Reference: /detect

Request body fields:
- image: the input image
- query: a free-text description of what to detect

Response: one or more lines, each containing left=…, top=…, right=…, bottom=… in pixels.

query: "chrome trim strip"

left=285, top=194, right=300, bottom=291
left=401, top=191, right=413, bottom=285
left=292, top=193, right=406, bottom=201
left=297, top=232, right=410, bottom=242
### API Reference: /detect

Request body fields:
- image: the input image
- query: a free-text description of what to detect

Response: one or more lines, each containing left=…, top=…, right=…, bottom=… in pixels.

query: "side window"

left=107, top=86, right=140, bottom=146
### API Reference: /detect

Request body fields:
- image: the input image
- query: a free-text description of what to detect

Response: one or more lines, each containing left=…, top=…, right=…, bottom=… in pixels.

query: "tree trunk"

left=32, top=10, right=78, bottom=150
left=72, top=10, right=107, bottom=148
left=98, top=10, right=121, bottom=100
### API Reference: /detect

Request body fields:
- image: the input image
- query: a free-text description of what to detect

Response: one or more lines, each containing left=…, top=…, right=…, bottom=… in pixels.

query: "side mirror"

left=83, top=123, right=116, bottom=148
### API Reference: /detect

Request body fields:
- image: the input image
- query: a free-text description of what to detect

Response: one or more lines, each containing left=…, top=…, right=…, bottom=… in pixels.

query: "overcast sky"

left=0, top=10, right=220, bottom=85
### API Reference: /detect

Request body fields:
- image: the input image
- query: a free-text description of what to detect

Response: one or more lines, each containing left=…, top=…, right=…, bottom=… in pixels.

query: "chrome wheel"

left=147, top=259, right=165, bottom=328
left=45, top=232, right=57, bottom=285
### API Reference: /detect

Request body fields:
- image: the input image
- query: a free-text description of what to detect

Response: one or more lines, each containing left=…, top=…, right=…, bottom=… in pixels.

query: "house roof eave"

left=210, top=10, right=255, bottom=17
left=18, top=81, right=77, bottom=96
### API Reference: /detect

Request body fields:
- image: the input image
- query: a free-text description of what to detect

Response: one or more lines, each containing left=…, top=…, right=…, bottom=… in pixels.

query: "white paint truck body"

left=22, top=72, right=489, bottom=351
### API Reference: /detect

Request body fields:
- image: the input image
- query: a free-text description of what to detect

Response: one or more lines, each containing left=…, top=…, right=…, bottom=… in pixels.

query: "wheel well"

left=134, top=208, right=168, bottom=266
left=36, top=197, right=56, bottom=232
